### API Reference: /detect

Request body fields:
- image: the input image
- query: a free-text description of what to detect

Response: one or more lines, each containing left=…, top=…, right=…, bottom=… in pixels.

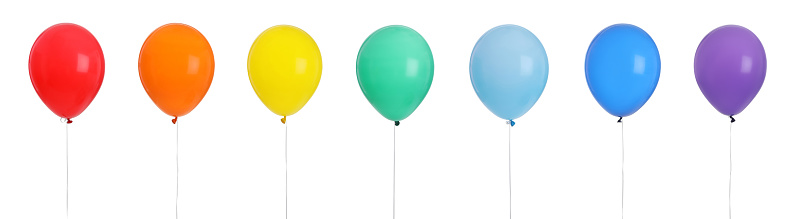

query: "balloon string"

left=508, top=122, right=512, bottom=219
left=66, top=122, right=69, bottom=219
left=729, top=120, right=732, bottom=219
left=285, top=123, right=288, bottom=219
left=393, top=123, right=396, bottom=219
left=620, top=119, right=624, bottom=219
left=175, top=120, right=179, bottom=219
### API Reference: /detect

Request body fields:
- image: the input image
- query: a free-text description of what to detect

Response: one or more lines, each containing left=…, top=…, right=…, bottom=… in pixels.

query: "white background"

left=1, top=0, right=789, bottom=219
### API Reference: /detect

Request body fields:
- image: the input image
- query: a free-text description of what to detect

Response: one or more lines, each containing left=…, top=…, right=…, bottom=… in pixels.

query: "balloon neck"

left=172, top=117, right=177, bottom=124
left=281, top=116, right=286, bottom=124
left=617, top=117, right=623, bottom=123
left=508, top=120, right=515, bottom=127
left=66, top=118, right=73, bottom=124
left=730, top=116, right=735, bottom=123
left=394, top=121, right=400, bottom=126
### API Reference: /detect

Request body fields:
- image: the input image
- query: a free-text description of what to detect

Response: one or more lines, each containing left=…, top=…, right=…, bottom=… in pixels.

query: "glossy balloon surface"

left=357, top=25, right=433, bottom=122
left=585, top=24, right=661, bottom=117
left=470, top=24, right=548, bottom=121
left=139, top=23, right=214, bottom=118
left=695, top=25, right=766, bottom=116
left=248, top=25, right=322, bottom=118
left=29, top=23, right=104, bottom=120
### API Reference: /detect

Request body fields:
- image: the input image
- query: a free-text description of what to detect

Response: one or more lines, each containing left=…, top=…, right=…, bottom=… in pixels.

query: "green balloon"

left=356, top=25, right=434, bottom=123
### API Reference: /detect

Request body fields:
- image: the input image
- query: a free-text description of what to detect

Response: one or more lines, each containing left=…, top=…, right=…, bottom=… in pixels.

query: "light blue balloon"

left=585, top=24, right=660, bottom=118
left=470, top=24, right=549, bottom=123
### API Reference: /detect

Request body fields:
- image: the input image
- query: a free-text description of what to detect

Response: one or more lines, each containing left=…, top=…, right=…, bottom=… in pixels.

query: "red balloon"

left=29, top=23, right=104, bottom=122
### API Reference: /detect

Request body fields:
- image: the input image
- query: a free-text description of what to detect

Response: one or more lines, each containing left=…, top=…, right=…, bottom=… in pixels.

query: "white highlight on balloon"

left=521, top=56, right=534, bottom=76
left=295, top=58, right=307, bottom=75
left=741, top=56, right=753, bottom=73
left=188, top=55, right=201, bottom=75
left=76, top=53, right=90, bottom=73
left=633, top=55, right=645, bottom=74
left=406, top=58, right=419, bottom=77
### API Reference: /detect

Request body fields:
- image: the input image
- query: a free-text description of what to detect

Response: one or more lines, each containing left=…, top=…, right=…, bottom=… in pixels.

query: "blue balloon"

left=585, top=24, right=660, bottom=118
left=470, top=24, right=549, bottom=123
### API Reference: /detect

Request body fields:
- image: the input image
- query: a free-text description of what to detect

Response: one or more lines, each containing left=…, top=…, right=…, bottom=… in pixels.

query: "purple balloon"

left=695, top=25, right=766, bottom=116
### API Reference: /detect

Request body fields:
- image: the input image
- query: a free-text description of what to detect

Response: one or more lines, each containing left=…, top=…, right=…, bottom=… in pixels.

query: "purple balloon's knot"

left=730, top=116, right=735, bottom=123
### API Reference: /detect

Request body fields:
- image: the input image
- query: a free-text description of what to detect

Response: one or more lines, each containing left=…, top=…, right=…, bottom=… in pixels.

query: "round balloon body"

left=694, top=25, right=766, bottom=116
left=248, top=25, right=322, bottom=121
left=470, top=24, right=548, bottom=121
left=29, top=23, right=104, bottom=121
left=356, top=25, right=434, bottom=122
left=139, top=23, right=214, bottom=120
left=585, top=24, right=661, bottom=117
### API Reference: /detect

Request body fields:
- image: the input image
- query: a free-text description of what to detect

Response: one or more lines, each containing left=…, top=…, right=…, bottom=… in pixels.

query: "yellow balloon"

left=248, top=25, right=322, bottom=122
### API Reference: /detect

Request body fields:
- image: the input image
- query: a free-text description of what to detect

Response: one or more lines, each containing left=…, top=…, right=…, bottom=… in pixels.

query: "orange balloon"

left=139, top=23, right=214, bottom=122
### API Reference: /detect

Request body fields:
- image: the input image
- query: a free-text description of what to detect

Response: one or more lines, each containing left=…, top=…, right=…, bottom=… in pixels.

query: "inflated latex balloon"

left=357, top=25, right=433, bottom=124
left=585, top=24, right=661, bottom=118
left=248, top=25, right=322, bottom=124
left=695, top=25, right=766, bottom=118
left=470, top=24, right=548, bottom=124
left=29, top=23, right=104, bottom=123
left=139, top=23, right=214, bottom=123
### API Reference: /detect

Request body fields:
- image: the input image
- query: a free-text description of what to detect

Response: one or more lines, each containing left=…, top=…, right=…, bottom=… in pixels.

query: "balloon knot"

left=172, top=117, right=177, bottom=124
left=66, top=118, right=73, bottom=124
left=730, top=116, right=735, bottom=123
left=394, top=121, right=400, bottom=126
left=281, top=116, right=286, bottom=124
left=508, top=120, right=515, bottom=127
left=617, top=117, right=623, bottom=123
